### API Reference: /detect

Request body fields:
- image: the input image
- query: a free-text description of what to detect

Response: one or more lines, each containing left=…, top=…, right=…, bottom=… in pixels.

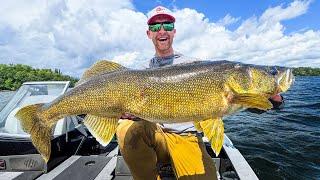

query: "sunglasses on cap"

left=148, top=22, right=174, bottom=32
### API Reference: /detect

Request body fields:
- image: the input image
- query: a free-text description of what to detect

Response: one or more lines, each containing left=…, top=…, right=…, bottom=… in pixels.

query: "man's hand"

left=269, top=94, right=284, bottom=110
left=270, top=94, right=282, bottom=102
left=120, top=113, right=138, bottom=120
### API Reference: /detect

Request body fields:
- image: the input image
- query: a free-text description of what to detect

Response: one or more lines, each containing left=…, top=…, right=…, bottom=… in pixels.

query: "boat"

left=0, top=81, right=258, bottom=180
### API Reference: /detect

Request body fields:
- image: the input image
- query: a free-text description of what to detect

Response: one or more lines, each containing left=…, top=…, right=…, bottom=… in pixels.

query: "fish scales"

left=44, top=64, right=228, bottom=122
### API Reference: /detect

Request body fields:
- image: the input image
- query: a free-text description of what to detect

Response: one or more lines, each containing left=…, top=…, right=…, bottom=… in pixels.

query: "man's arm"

left=247, top=94, right=284, bottom=114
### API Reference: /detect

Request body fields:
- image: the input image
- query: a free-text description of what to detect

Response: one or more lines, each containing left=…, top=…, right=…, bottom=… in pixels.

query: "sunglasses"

left=148, top=22, right=174, bottom=32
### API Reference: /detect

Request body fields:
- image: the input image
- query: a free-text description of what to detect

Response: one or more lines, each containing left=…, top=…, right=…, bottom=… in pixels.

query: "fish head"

left=274, top=67, right=295, bottom=93
left=248, top=65, right=294, bottom=95
left=227, top=64, right=294, bottom=96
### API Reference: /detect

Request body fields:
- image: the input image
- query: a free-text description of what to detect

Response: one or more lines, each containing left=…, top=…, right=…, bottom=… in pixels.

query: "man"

left=116, top=6, right=284, bottom=180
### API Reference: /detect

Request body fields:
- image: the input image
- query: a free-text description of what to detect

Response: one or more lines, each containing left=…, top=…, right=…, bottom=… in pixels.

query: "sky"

left=0, top=0, right=319, bottom=77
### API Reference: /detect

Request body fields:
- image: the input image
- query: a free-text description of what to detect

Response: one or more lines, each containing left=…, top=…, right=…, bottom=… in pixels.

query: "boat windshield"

left=0, top=82, right=69, bottom=137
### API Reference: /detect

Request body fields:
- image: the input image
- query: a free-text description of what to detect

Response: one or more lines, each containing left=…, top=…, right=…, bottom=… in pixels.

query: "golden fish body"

left=16, top=60, right=294, bottom=162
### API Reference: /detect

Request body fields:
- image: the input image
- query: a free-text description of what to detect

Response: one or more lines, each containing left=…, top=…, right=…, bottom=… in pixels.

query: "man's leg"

left=164, top=133, right=217, bottom=180
left=116, top=120, right=170, bottom=180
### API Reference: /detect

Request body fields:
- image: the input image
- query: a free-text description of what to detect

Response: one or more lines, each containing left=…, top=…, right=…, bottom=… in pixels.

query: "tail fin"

left=15, top=104, right=53, bottom=163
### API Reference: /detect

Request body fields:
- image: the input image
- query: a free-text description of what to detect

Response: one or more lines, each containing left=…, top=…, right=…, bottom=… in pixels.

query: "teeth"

left=277, top=73, right=284, bottom=85
left=286, top=69, right=291, bottom=84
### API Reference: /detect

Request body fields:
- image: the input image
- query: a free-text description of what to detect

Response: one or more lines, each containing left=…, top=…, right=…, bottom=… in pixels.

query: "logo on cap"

left=156, top=6, right=165, bottom=13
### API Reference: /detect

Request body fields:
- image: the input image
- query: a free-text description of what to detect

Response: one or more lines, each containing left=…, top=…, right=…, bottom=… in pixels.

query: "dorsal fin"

left=77, top=60, right=127, bottom=85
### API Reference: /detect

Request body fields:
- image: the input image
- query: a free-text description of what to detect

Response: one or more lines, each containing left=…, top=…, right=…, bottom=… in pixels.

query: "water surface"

left=224, top=76, right=320, bottom=179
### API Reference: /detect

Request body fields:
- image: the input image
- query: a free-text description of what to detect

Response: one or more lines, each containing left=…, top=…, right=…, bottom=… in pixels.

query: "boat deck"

left=0, top=142, right=258, bottom=180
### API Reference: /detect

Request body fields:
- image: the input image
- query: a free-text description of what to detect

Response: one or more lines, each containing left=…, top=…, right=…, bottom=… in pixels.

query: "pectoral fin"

left=84, top=115, right=118, bottom=146
left=233, top=93, right=273, bottom=111
left=198, top=118, right=224, bottom=156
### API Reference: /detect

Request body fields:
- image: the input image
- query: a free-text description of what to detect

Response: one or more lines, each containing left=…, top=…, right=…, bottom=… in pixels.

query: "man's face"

left=147, top=17, right=176, bottom=53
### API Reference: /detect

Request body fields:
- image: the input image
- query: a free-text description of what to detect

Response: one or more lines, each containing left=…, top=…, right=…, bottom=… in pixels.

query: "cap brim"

left=147, top=14, right=175, bottom=25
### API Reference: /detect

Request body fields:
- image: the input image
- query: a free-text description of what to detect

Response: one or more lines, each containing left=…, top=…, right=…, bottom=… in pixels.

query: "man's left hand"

left=270, top=94, right=282, bottom=102
left=269, top=94, right=284, bottom=110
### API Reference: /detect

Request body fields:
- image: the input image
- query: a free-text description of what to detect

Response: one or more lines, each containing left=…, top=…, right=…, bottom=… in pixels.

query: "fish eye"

left=269, top=67, right=278, bottom=75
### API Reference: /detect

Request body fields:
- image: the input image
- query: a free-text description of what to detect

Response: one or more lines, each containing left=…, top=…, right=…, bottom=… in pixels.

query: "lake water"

left=0, top=77, right=319, bottom=179
left=224, top=76, right=320, bottom=180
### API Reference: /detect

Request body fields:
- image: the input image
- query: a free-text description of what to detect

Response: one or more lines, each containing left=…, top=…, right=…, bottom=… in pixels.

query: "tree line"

left=0, top=64, right=79, bottom=91
left=292, top=67, right=320, bottom=76
left=0, top=64, right=319, bottom=91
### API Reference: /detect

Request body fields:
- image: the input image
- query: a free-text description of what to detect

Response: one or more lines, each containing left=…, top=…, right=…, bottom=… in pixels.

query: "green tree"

left=293, top=67, right=320, bottom=76
left=0, top=64, right=79, bottom=91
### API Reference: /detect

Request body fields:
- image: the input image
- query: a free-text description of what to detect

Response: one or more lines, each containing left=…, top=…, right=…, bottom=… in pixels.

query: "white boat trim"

left=223, top=135, right=259, bottom=180
left=0, top=81, right=71, bottom=137
left=22, top=81, right=70, bottom=96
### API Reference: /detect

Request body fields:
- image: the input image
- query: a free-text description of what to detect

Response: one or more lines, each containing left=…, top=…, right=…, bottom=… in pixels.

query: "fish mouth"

left=276, top=68, right=294, bottom=93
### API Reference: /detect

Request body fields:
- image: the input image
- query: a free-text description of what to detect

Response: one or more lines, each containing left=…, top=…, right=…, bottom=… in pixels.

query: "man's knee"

left=116, top=120, right=157, bottom=150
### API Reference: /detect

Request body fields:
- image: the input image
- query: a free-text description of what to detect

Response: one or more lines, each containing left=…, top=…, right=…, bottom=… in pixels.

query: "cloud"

left=260, top=0, right=310, bottom=22
left=0, top=0, right=152, bottom=77
left=236, top=0, right=311, bottom=36
left=113, top=51, right=149, bottom=69
left=0, top=0, right=319, bottom=78
left=172, top=0, right=320, bottom=68
left=217, top=14, right=240, bottom=26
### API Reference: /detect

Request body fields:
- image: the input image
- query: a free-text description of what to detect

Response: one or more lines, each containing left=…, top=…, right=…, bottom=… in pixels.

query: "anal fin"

left=199, top=118, right=224, bottom=156
left=84, top=115, right=118, bottom=146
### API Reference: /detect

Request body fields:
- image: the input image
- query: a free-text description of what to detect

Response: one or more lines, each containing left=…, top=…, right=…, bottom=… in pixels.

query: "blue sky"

left=0, top=0, right=319, bottom=77
left=133, top=0, right=320, bottom=33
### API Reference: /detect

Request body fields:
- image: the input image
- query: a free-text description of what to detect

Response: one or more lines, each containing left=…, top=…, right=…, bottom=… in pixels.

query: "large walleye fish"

left=15, top=60, right=294, bottom=162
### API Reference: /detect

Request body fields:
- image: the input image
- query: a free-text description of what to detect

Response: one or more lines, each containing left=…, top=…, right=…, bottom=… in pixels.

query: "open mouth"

left=158, top=37, right=168, bottom=42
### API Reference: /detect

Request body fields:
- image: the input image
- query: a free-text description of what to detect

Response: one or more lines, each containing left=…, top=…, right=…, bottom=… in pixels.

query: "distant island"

left=0, top=64, right=319, bottom=91
left=0, top=64, right=78, bottom=91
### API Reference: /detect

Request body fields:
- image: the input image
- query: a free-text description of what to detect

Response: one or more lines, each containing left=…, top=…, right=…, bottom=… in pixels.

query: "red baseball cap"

left=147, top=6, right=175, bottom=25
